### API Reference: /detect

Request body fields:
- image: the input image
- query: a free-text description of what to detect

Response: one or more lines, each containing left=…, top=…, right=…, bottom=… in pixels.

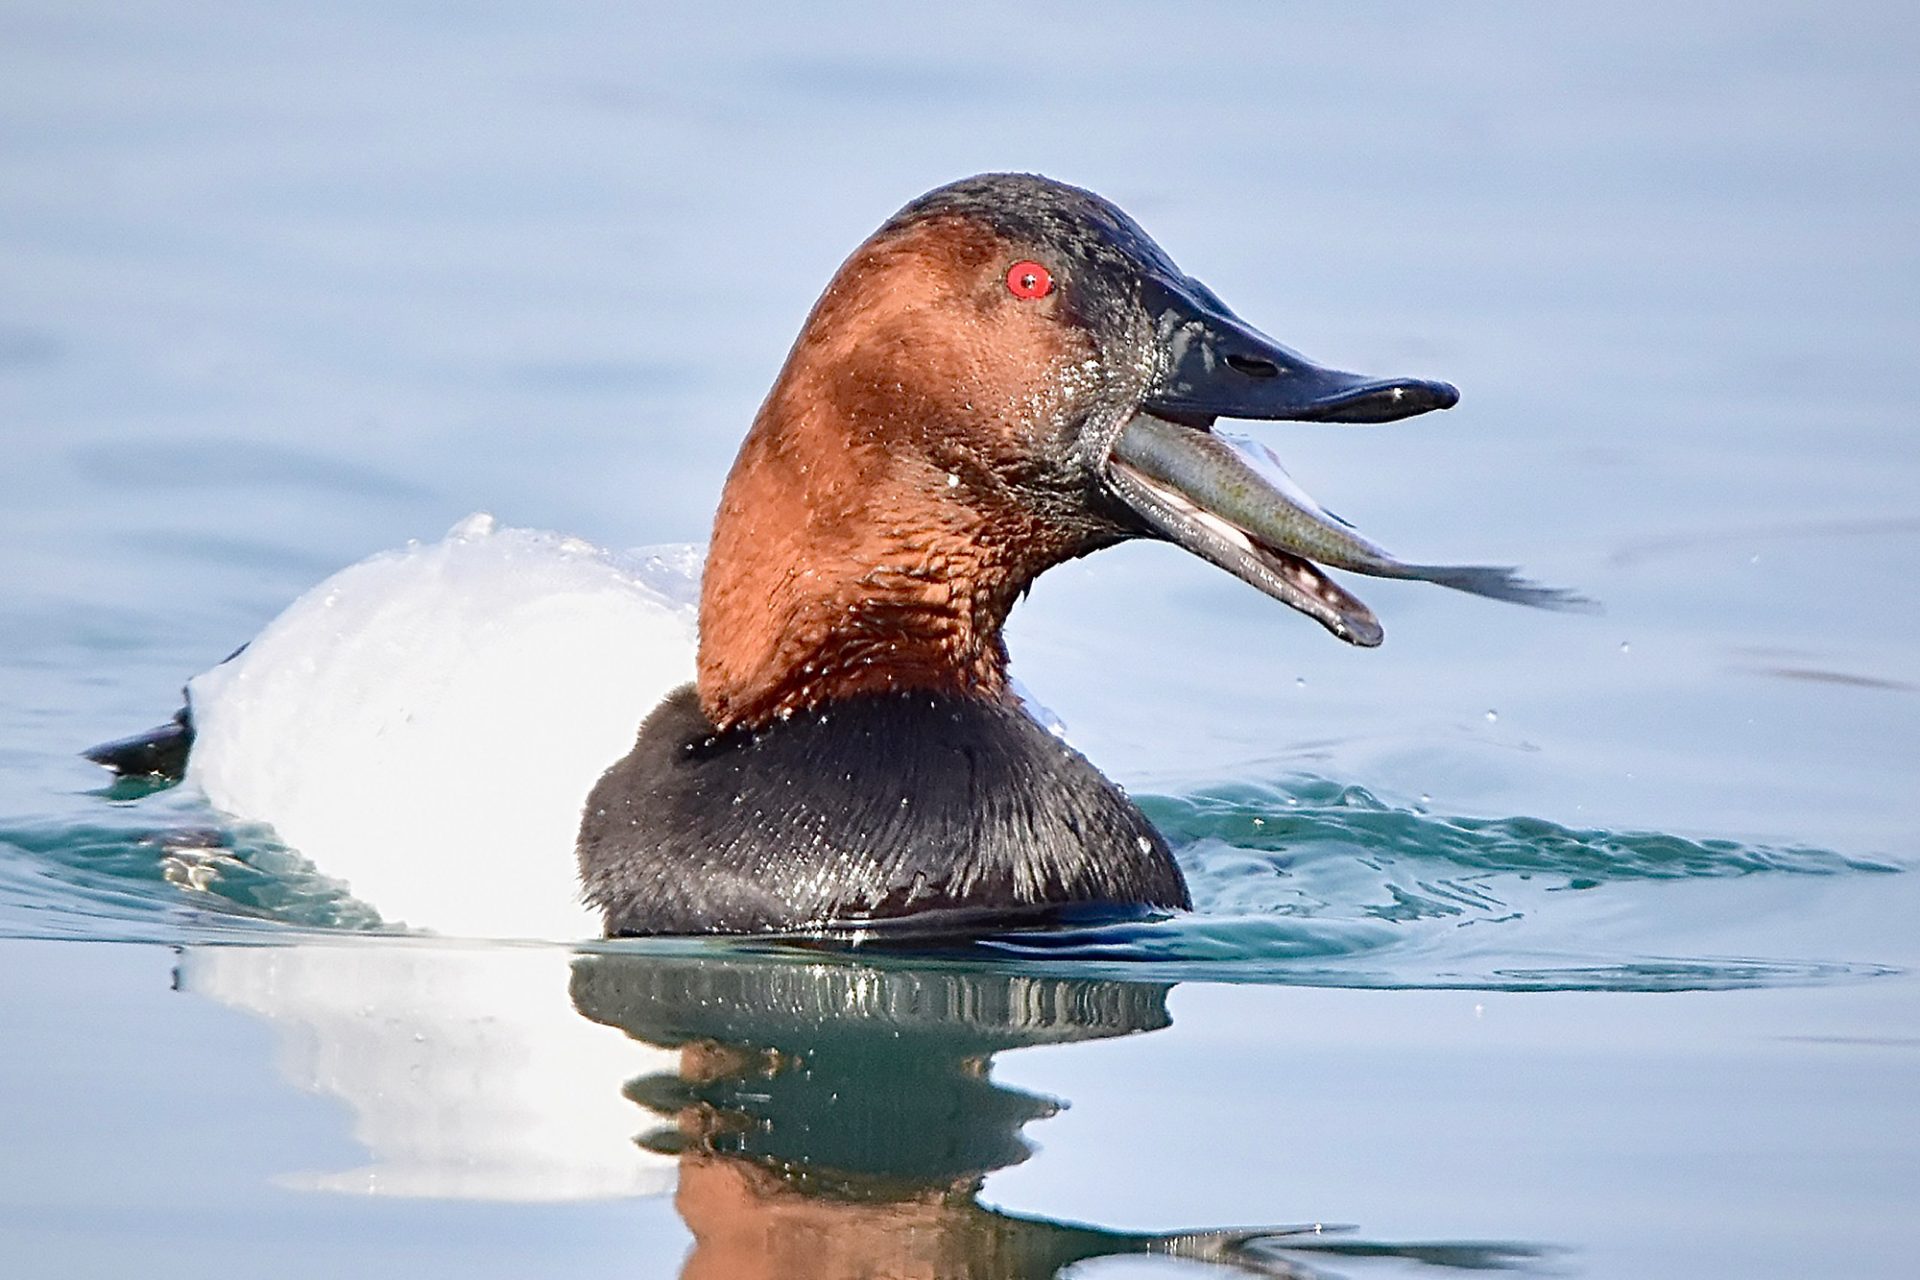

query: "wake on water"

left=0, top=771, right=1898, bottom=990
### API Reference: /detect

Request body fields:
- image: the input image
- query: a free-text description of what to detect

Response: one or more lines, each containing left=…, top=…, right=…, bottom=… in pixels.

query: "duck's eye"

left=1005, top=260, right=1054, bottom=300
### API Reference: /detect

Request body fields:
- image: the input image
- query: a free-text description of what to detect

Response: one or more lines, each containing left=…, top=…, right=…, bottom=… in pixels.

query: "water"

left=3, top=2, right=1918, bottom=1276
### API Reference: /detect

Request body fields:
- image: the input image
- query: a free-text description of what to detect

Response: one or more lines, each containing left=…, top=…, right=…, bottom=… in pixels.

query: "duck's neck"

left=696, top=395, right=1028, bottom=729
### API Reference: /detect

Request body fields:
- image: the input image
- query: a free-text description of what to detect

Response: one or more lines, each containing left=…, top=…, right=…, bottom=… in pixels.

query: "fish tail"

left=1406, top=564, right=1600, bottom=613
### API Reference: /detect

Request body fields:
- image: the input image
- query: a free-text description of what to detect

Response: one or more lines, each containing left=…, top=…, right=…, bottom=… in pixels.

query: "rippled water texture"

left=3, top=2, right=1917, bottom=1277
left=1, top=773, right=1900, bottom=994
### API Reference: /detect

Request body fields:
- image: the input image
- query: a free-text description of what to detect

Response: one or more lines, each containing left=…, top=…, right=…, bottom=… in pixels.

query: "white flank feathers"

left=186, top=514, right=699, bottom=939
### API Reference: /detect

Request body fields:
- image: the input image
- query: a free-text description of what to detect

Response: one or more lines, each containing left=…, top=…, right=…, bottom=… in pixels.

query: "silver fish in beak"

left=1103, top=273, right=1591, bottom=644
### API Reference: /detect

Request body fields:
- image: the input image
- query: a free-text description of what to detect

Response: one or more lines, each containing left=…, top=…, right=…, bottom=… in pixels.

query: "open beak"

left=1103, top=275, right=1587, bottom=645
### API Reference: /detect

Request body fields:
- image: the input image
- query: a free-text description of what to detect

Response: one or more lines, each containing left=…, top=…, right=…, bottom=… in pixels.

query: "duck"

left=87, top=173, right=1581, bottom=941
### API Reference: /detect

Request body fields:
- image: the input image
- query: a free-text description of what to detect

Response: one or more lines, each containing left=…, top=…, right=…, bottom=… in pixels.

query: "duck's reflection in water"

left=571, top=952, right=1546, bottom=1279
left=180, top=942, right=676, bottom=1199
left=180, top=942, right=1542, bottom=1276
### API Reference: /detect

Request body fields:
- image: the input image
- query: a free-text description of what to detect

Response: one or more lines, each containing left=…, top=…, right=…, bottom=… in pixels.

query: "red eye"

left=1005, top=260, right=1053, bottom=300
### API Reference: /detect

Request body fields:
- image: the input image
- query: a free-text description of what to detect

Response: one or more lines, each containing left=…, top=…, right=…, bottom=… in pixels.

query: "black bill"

left=1138, top=276, right=1459, bottom=426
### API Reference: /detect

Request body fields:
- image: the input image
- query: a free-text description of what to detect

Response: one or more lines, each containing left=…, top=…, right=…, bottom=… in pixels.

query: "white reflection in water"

left=177, top=942, right=675, bottom=1201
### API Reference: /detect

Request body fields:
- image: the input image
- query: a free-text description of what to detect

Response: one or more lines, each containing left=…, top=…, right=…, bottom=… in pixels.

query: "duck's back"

left=187, top=515, right=698, bottom=938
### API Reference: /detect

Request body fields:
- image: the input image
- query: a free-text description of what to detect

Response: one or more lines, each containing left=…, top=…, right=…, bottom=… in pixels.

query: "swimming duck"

left=89, top=173, right=1578, bottom=940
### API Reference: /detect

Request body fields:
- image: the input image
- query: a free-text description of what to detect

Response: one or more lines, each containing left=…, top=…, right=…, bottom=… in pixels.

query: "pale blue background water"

left=2, top=3, right=1917, bottom=1277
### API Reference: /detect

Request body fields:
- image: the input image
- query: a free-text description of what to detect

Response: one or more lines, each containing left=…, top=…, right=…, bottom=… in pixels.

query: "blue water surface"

left=2, top=3, right=1917, bottom=1277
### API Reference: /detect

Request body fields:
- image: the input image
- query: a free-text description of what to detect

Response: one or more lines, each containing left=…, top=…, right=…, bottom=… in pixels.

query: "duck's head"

left=698, top=173, right=1462, bottom=731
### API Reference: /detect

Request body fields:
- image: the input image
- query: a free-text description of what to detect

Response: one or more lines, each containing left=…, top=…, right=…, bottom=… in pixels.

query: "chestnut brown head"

left=696, top=174, right=1463, bottom=730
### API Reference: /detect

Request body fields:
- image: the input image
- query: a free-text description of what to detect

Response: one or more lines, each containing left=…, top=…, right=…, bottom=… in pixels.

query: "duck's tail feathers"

left=83, top=707, right=194, bottom=781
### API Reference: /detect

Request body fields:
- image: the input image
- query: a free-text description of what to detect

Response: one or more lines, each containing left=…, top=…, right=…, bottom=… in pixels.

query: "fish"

left=1109, top=412, right=1593, bottom=646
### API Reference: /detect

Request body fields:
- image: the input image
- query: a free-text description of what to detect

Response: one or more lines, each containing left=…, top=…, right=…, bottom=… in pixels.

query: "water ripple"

left=1146, top=778, right=1899, bottom=886
left=0, top=791, right=381, bottom=943
left=0, top=773, right=1901, bottom=991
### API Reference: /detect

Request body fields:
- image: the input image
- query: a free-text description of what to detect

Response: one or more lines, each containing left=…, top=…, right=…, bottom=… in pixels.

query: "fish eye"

left=1005, top=260, right=1054, bottom=300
